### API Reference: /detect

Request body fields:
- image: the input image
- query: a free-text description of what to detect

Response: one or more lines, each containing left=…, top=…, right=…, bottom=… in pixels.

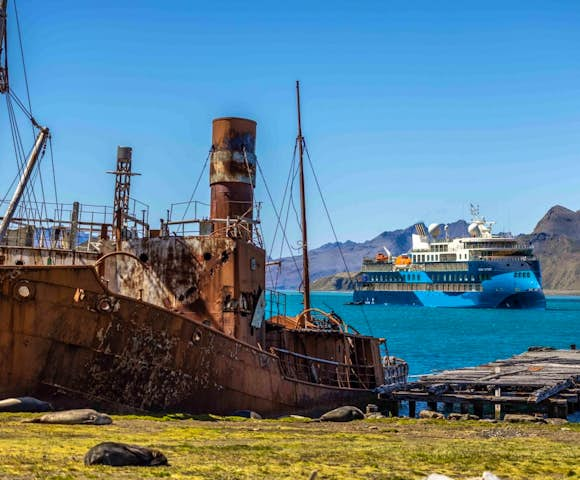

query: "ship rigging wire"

left=303, top=142, right=374, bottom=336
left=12, top=0, right=32, bottom=126
left=181, top=150, right=210, bottom=221
left=256, top=152, right=303, bottom=290
left=0, top=0, right=58, bottom=242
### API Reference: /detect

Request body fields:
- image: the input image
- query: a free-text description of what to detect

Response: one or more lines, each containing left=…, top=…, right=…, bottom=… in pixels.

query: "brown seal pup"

left=84, top=442, right=168, bottom=466
left=26, top=408, right=112, bottom=425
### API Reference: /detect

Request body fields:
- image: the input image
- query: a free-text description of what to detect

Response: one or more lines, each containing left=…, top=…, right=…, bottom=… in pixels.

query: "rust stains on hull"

left=0, top=265, right=378, bottom=416
left=0, top=116, right=389, bottom=416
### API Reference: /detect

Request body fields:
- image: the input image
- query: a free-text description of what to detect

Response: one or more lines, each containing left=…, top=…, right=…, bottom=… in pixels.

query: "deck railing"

left=0, top=199, right=149, bottom=251
left=271, top=347, right=378, bottom=389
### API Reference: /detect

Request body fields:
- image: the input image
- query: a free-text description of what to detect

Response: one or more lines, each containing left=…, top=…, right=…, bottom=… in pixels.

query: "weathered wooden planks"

left=377, top=348, right=580, bottom=418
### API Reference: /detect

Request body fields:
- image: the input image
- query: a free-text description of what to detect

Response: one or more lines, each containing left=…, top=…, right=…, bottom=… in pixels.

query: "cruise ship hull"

left=352, top=289, right=546, bottom=309
left=354, top=260, right=546, bottom=309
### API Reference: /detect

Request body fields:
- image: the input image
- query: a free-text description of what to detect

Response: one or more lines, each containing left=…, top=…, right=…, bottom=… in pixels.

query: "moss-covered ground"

left=0, top=413, right=579, bottom=479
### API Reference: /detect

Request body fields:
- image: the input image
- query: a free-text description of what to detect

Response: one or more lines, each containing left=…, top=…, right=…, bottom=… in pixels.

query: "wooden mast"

left=296, top=80, right=311, bottom=315
left=0, top=0, right=8, bottom=93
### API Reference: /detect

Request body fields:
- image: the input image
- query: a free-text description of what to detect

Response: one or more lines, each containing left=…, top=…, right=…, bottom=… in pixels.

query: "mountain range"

left=267, top=205, right=580, bottom=293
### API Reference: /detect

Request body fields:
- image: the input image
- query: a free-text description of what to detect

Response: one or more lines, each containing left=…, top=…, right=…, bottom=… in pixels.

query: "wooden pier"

left=378, top=347, right=580, bottom=419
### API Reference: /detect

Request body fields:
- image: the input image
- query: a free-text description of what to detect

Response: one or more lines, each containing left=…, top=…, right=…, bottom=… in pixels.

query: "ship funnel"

left=468, top=222, right=481, bottom=237
left=209, top=117, right=257, bottom=238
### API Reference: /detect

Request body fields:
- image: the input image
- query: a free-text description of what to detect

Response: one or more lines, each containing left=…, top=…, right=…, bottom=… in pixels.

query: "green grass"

left=0, top=414, right=579, bottom=479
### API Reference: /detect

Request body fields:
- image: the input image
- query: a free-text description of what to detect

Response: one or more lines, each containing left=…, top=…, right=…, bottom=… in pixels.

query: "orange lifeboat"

left=375, top=252, right=389, bottom=262
left=394, top=254, right=412, bottom=266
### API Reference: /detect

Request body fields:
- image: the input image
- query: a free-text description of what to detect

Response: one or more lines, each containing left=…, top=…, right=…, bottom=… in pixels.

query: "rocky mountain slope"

left=523, top=205, right=580, bottom=292
left=272, top=205, right=580, bottom=293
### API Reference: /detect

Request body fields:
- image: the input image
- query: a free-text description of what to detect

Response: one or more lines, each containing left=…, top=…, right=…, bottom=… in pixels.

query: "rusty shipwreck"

left=0, top=4, right=405, bottom=416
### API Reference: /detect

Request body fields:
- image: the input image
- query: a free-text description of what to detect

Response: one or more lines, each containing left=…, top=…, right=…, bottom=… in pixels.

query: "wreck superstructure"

left=0, top=115, right=392, bottom=415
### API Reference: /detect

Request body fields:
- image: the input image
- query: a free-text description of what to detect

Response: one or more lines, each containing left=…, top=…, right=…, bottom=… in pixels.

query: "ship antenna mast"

left=296, top=80, right=311, bottom=315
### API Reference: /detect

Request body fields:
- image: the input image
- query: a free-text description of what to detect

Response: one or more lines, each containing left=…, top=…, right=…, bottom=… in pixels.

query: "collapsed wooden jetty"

left=378, top=347, right=580, bottom=419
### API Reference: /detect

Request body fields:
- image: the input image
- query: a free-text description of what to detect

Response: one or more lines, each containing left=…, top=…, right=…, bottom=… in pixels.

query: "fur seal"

left=0, top=397, right=53, bottom=413
left=319, top=406, right=364, bottom=422
left=231, top=410, right=262, bottom=419
left=26, top=408, right=112, bottom=425
left=84, top=442, right=169, bottom=467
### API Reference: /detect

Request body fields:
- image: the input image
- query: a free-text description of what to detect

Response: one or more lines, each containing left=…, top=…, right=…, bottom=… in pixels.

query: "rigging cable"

left=255, top=156, right=303, bottom=290
left=49, top=136, right=59, bottom=216
left=13, top=0, right=52, bottom=223
left=270, top=143, right=302, bottom=288
left=12, top=0, right=32, bottom=127
left=288, top=141, right=303, bottom=237
left=181, top=150, right=210, bottom=221
left=5, top=92, right=45, bottom=233
left=303, top=142, right=374, bottom=336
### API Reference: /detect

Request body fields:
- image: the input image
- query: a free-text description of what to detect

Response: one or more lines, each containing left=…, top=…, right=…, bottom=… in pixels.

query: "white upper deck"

left=410, top=206, right=532, bottom=263
left=363, top=206, right=534, bottom=269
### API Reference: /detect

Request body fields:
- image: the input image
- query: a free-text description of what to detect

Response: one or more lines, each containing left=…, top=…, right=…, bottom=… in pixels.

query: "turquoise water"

left=276, top=292, right=580, bottom=377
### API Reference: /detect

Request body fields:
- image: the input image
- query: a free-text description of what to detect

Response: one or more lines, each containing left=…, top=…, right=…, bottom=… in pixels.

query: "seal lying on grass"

left=84, top=442, right=169, bottom=467
left=25, top=409, right=112, bottom=425
left=0, top=397, right=53, bottom=412
left=318, top=406, right=365, bottom=422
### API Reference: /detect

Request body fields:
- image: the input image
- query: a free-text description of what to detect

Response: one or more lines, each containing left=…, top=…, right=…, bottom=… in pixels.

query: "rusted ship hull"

left=0, top=117, right=394, bottom=417
left=0, top=265, right=377, bottom=416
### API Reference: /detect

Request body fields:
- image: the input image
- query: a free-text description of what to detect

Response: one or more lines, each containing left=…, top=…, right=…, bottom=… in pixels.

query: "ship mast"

left=0, top=0, right=8, bottom=93
left=296, top=80, right=311, bottom=314
left=0, top=0, right=51, bottom=245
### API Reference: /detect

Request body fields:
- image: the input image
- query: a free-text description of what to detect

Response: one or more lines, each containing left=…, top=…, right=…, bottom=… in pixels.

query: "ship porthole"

left=192, top=329, right=202, bottom=343
left=97, top=297, right=113, bottom=312
left=18, top=285, right=30, bottom=298
left=13, top=281, right=35, bottom=301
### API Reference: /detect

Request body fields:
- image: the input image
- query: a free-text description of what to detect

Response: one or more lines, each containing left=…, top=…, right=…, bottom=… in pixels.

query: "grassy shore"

left=1, top=414, right=579, bottom=479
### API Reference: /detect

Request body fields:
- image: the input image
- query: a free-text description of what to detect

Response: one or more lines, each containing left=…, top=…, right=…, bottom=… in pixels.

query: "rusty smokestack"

left=210, top=117, right=257, bottom=237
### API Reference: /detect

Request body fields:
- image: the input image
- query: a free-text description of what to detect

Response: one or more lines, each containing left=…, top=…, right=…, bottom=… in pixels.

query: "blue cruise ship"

left=353, top=209, right=546, bottom=309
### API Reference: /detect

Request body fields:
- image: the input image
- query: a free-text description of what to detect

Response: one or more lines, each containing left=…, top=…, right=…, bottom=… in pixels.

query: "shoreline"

left=544, top=289, right=580, bottom=296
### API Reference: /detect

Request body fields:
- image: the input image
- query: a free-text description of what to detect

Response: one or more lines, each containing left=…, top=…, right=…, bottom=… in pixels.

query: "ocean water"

left=275, top=292, right=580, bottom=377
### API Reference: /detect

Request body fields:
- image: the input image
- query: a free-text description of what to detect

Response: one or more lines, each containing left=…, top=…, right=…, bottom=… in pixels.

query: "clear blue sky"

left=1, top=0, right=579, bottom=251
